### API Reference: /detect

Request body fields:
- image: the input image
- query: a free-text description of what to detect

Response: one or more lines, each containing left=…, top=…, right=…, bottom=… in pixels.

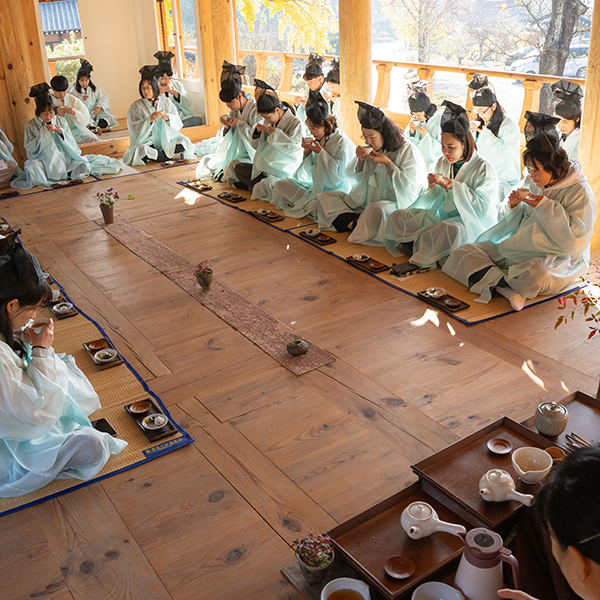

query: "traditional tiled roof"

left=39, top=1, right=81, bottom=34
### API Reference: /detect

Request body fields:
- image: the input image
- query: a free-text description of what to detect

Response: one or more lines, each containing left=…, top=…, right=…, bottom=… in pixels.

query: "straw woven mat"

left=181, top=180, right=574, bottom=325
left=0, top=294, right=192, bottom=515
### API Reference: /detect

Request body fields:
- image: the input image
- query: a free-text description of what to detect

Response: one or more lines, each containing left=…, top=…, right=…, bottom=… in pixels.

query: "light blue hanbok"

left=123, top=96, right=194, bottom=166
left=195, top=95, right=260, bottom=182
left=0, top=128, right=23, bottom=187
left=474, top=113, right=521, bottom=199
left=51, top=92, right=98, bottom=144
left=68, top=84, right=119, bottom=129
left=405, top=111, right=443, bottom=171
left=443, top=161, right=595, bottom=303
left=313, top=140, right=426, bottom=237
left=379, top=152, right=500, bottom=267
left=165, top=80, right=202, bottom=127
left=0, top=341, right=127, bottom=498
left=561, top=128, right=580, bottom=160
left=11, top=116, right=121, bottom=189
left=268, top=130, right=355, bottom=216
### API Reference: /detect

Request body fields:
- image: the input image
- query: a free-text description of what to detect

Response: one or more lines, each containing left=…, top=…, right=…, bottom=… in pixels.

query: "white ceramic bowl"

left=512, top=446, right=553, bottom=484
left=94, top=348, right=118, bottom=363
left=257, top=209, right=270, bottom=216
left=304, top=228, right=320, bottom=238
left=412, top=582, right=465, bottom=600
left=426, top=287, right=446, bottom=299
left=53, top=302, right=73, bottom=314
left=142, top=413, right=169, bottom=430
left=352, top=253, right=370, bottom=262
left=321, top=578, right=370, bottom=600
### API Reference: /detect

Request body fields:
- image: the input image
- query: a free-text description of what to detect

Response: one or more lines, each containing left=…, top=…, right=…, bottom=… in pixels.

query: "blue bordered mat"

left=0, top=220, right=194, bottom=517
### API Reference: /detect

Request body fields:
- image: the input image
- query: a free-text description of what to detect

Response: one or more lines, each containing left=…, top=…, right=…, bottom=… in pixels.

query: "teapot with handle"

left=478, top=469, right=534, bottom=506
left=401, top=501, right=466, bottom=540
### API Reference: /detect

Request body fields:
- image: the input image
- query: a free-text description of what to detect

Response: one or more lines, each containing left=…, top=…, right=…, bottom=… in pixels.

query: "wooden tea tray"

left=125, top=398, right=176, bottom=443
left=521, top=390, right=600, bottom=448
left=83, top=337, right=124, bottom=371
left=417, top=291, right=470, bottom=313
left=299, top=230, right=337, bottom=246
left=251, top=210, right=285, bottom=223
left=327, top=480, right=469, bottom=599
left=412, top=417, right=553, bottom=531
left=346, top=256, right=389, bottom=273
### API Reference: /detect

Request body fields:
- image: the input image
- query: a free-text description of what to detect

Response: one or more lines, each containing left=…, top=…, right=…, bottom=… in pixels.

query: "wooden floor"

left=1, top=164, right=599, bottom=600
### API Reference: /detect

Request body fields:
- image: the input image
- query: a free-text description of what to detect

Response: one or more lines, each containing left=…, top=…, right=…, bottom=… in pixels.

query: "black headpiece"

left=440, top=100, right=471, bottom=135
left=326, top=57, right=339, bottom=84
left=524, top=111, right=561, bottom=153
left=29, top=82, right=53, bottom=111
left=407, top=80, right=432, bottom=113
left=139, top=65, right=158, bottom=81
left=305, top=90, right=329, bottom=121
left=304, top=52, right=325, bottom=80
left=0, top=231, right=45, bottom=298
left=254, top=80, right=280, bottom=111
left=254, top=78, right=276, bottom=98
left=221, top=61, right=245, bottom=87
left=551, top=79, right=583, bottom=120
left=468, top=73, right=497, bottom=107
left=50, top=75, right=69, bottom=92
left=355, top=101, right=386, bottom=129
left=154, top=51, right=174, bottom=77
left=77, top=59, right=93, bottom=78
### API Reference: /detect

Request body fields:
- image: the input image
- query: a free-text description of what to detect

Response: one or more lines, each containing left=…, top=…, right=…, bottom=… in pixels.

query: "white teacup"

left=516, top=188, right=530, bottom=198
left=321, top=578, right=370, bottom=600
left=412, top=582, right=464, bottom=600
left=512, top=447, right=553, bottom=484
left=362, top=146, right=373, bottom=155
left=30, top=318, right=49, bottom=334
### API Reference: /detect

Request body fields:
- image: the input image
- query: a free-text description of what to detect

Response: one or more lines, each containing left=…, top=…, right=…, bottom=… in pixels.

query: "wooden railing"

left=47, top=54, right=85, bottom=77
left=237, top=50, right=586, bottom=130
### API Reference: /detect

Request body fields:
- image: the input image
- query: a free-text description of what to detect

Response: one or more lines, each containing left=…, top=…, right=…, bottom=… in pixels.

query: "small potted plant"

left=292, top=532, right=334, bottom=584
left=195, top=259, right=213, bottom=291
left=96, top=188, right=134, bottom=224
left=287, top=319, right=309, bottom=357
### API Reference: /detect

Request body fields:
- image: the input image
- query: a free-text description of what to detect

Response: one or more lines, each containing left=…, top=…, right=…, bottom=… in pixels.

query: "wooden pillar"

left=198, top=0, right=237, bottom=127
left=339, top=0, right=372, bottom=145
left=281, top=55, right=294, bottom=91
left=0, top=0, right=46, bottom=166
left=580, top=3, right=600, bottom=249
left=465, top=73, right=476, bottom=111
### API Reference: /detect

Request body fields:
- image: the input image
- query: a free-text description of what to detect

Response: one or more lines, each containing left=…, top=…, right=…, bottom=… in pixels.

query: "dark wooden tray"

left=252, top=210, right=285, bottom=223
left=125, top=397, right=177, bottom=443
left=412, top=417, right=553, bottom=531
left=327, top=480, right=470, bottom=599
left=0, top=222, right=15, bottom=234
left=160, top=158, right=190, bottom=168
left=417, top=291, right=470, bottom=313
left=179, top=179, right=213, bottom=192
left=50, top=303, right=78, bottom=320
left=299, top=230, right=337, bottom=246
left=521, top=390, right=600, bottom=447
left=83, top=337, right=124, bottom=370
left=346, top=256, right=389, bottom=273
left=217, top=192, right=247, bottom=203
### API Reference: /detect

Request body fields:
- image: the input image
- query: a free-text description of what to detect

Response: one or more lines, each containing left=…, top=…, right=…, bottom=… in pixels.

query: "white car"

left=507, top=45, right=588, bottom=78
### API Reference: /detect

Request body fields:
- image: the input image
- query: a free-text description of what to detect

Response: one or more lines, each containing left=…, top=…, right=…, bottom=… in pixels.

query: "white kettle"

left=454, top=528, right=520, bottom=600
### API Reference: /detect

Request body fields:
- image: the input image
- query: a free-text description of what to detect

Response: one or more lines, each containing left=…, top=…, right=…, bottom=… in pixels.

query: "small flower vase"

left=287, top=340, right=309, bottom=356
left=296, top=550, right=334, bottom=584
left=100, top=204, right=114, bottom=224
left=195, top=269, right=213, bottom=291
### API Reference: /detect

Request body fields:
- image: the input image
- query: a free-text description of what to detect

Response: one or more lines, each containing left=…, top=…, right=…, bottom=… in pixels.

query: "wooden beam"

left=339, top=0, right=372, bottom=145
left=580, top=2, right=600, bottom=249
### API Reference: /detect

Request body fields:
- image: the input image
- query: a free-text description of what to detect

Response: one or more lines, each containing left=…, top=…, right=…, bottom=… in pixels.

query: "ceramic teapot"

left=401, top=501, right=466, bottom=540
left=478, top=469, right=534, bottom=506
left=535, top=402, right=568, bottom=437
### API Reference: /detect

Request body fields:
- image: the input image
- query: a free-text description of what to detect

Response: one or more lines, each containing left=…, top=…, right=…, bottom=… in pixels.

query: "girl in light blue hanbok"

left=312, top=101, right=426, bottom=239
left=324, top=58, right=342, bottom=131
left=50, top=75, right=98, bottom=144
left=268, top=90, right=355, bottom=216
left=0, top=232, right=127, bottom=498
left=443, top=112, right=596, bottom=312
left=405, top=80, right=442, bottom=170
left=230, top=80, right=303, bottom=194
left=468, top=74, right=520, bottom=199
left=379, top=101, right=500, bottom=269
left=294, top=53, right=329, bottom=134
left=552, top=79, right=583, bottom=161
left=68, top=59, right=119, bottom=130
left=155, top=51, right=203, bottom=128
left=123, top=66, right=194, bottom=166
left=12, top=84, right=121, bottom=190
left=196, top=61, right=260, bottom=182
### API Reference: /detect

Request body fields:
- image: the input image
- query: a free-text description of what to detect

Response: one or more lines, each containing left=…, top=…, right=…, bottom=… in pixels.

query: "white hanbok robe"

left=331, top=97, right=342, bottom=131
left=474, top=113, right=521, bottom=199
left=442, top=161, right=595, bottom=303
left=11, top=116, right=121, bottom=189
left=163, top=80, right=202, bottom=127
left=561, top=128, right=580, bottom=161
left=0, top=128, right=22, bottom=187
left=0, top=341, right=127, bottom=498
left=195, top=95, right=260, bottom=182
left=405, top=111, right=443, bottom=171
left=296, top=82, right=330, bottom=135
left=268, top=130, right=355, bottom=215
left=243, top=109, right=304, bottom=200
left=315, top=141, right=426, bottom=238
left=51, top=91, right=98, bottom=144
left=379, top=152, right=500, bottom=267
left=123, top=96, right=194, bottom=166
left=68, top=84, right=119, bottom=129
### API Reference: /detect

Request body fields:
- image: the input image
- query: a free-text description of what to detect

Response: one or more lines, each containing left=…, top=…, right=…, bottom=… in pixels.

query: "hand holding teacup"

left=368, top=149, right=391, bottom=165
left=294, top=95, right=307, bottom=107
left=508, top=188, right=530, bottom=208
left=24, top=318, right=54, bottom=349
left=356, top=145, right=371, bottom=161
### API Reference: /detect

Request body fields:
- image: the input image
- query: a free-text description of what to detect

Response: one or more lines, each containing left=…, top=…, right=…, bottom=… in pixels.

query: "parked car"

left=504, top=46, right=538, bottom=68
left=507, top=44, right=588, bottom=78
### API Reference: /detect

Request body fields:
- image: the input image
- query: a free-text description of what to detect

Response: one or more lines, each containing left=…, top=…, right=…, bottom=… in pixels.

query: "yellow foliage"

left=238, top=0, right=337, bottom=52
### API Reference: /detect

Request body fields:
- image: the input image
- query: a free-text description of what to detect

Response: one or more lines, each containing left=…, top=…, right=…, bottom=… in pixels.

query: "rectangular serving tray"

left=251, top=210, right=285, bottom=223
left=412, top=417, right=553, bottom=530
left=327, top=480, right=470, bottom=599
left=125, top=397, right=177, bottom=443
left=83, top=337, right=124, bottom=370
left=417, top=291, right=470, bottom=313
left=299, top=230, right=337, bottom=246
left=346, top=256, right=389, bottom=273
